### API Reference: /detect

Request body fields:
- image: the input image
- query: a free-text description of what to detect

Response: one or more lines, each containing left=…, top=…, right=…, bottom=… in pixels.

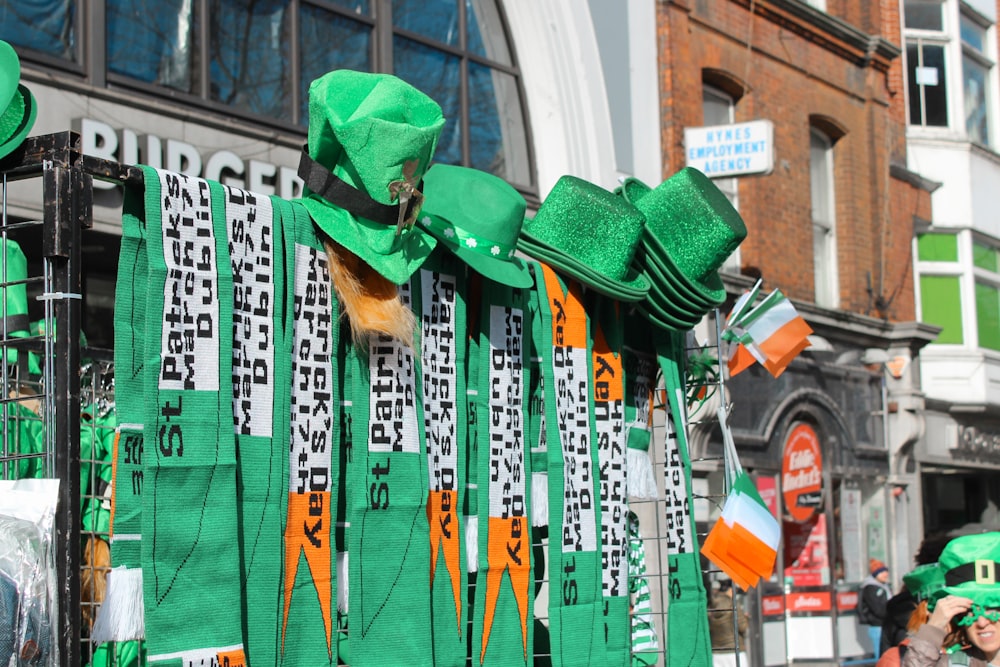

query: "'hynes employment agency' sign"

left=684, top=120, right=774, bottom=178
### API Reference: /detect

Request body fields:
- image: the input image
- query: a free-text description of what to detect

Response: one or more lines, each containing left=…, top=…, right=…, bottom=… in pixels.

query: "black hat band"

left=944, top=560, right=1000, bottom=587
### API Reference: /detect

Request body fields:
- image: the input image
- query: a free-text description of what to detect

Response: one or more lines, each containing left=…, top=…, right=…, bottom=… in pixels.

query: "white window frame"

left=810, top=128, right=839, bottom=308
left=903, top=0, right=998, bottom=149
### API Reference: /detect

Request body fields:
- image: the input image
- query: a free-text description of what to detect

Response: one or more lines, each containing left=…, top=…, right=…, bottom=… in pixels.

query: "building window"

left=702, top=83, right=740, bottom=273
left=904, top=0, right=996, bottom=148
left=2, top=0, right=535, bottom=189
left=809, top=128, right=838, bottom=308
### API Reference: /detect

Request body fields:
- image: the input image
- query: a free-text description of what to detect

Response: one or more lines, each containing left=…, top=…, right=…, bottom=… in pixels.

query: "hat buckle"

left=975, top=559, right=996, bottom=585
left=388, top=159, right=424, bottom=237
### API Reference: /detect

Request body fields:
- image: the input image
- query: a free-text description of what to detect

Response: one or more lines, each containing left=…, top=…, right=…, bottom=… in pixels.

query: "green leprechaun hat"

left=619, top=167, right=747, bottom=316
left=417, top=163, right=534, bottom=288
left=298, top=69, right=445, bottom=285
left=903, top=563, right=945, bottom=602
left=0, top=41, right=36, bottom=162
left=933, top=532, right=1000, bottom=621
left=517, top=175, right=650, bottom=302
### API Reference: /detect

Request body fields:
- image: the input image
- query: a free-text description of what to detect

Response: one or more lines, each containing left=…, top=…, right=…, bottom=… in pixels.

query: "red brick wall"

left=658, top=0, right=929, bottom=323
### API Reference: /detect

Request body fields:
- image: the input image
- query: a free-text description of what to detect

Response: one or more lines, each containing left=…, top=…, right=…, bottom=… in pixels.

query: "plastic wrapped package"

left=0, top=478, right=59, bottom=666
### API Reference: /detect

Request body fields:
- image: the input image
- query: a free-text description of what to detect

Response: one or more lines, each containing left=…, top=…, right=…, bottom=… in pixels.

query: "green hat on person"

left=1, top=238, right=40, bottom=376
left=417, top=163, right=533, bottom=288
left=517, top=175, right=650, bottom=302
left=618, top=167, right=747, bottom=321
left=903, top=563, right=945, bottom=602
left=933, top=532, right=1000, bottom=621
left=297, top=70, right=445, bottom=285
left=0, top=41, right=36, bottom=161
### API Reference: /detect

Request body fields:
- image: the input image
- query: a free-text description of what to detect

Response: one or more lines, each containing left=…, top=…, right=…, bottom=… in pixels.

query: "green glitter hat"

left=298, top=69, right=445, bottom=285
left=417, top=163, right=533, bottom=288
left=935, top=532, right=1000, bottom=610
left=517, top=175, right=650, bottom=302
left=619, top=167, right=746, bottom=307
left=0, top=41, right=36, bottom=162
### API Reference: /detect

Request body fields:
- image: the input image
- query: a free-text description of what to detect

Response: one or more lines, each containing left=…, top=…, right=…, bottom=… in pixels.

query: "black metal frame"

left=0, top=131, right=139, bottom=667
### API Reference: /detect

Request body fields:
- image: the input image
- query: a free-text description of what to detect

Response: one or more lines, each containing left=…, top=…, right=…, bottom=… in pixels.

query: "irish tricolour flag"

left=723, top=282, right=812, bottom=378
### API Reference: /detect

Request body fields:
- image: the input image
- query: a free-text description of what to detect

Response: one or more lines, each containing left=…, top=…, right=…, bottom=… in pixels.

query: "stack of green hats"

left=2, top=238, right=39, bottom=377
left=517, top=175, right=650, bottom=302
left=618, top=167, right=747, bottom=330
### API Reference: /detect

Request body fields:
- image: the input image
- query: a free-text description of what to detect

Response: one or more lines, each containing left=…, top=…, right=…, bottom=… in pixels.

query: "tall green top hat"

left=298, top=69, right=445, bottom=285
left=417, top=163, right=533, bottom=288
left=517, top=175, right=650, bottom=302
left=936, top=532, right=1000, bottom=612
left=903, top=563, right=945, bottom=602
left=0, top=41, right=37, bottom=161
left=620, top=167, right=746, bottom=308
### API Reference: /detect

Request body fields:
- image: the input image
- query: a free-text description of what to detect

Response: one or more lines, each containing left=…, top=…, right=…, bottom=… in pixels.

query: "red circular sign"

left=782, top=423, right=823, bottom=522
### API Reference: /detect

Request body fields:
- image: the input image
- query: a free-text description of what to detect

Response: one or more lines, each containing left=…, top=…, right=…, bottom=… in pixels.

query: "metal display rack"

left=0, top=131, right=736, bottom=667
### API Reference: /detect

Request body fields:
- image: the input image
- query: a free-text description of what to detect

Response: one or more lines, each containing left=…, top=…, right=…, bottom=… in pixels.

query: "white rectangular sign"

left=685, top=119, right=775, bottom=178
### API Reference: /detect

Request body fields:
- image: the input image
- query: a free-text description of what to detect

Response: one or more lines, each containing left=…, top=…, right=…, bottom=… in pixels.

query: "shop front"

left=690, top=308, right=935, bottom=665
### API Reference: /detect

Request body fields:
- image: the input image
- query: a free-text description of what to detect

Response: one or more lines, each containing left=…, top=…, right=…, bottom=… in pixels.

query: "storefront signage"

left=954, top=425, right=1000, bottom=460
left=782, top=423, right=823, bottom=522
left=836, top=591, right=859, bottom=611
left=762, top=595, right=785, bottom=616
left=75, top=117, right=303, bottom=199
left=684, top=119, right=774, bottom=178
left=786, top=591, right=832, bottom=613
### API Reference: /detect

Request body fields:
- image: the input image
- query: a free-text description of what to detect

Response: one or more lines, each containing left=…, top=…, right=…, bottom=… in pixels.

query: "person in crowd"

left=881, top=532, right=953, bottom=654
left=875, top=563, right=944, bottom=667
left=860, top=558, right=893, bottom=657
left=708, top=579, right=749, bottom=667
left=901, top=532, right=1000, bottom=667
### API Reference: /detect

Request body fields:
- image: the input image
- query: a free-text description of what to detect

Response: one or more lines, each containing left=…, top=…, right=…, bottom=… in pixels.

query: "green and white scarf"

left=95, top=181, right=149, bottom=644
left=226, top=187, right=286, bottom=667
left=348, top=277, right=432, bottom=666
left=471, top=278, right=532, bottom=666
left=656, top=330, right=712, bottom=667
left=281, top=201, right=338, bottom=667
left=140, top=168, right=247, bottom=665
left=627, top=511, right=659, bottom=665
left=591, top=299, right=629, bottom=667
left=623, top=313, right=658, bottom=501
left=420, top=249, right=468, bottom=667
left=535, top=263, right=602, bottom=667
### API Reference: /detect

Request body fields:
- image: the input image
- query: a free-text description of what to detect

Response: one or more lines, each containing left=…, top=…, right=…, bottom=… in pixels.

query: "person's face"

left=966, top=610, right=1000, bottom=656
left=876, top=570, right=889, bottom=584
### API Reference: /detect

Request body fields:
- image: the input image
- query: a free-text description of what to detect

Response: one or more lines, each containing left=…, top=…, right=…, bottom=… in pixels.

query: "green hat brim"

left=642, top=229, right=727, bottom=305
left=933, top=584, right=1000, bottom=611
left=517, top=233, right=649, bottom=302
left=299, top=196, right=437, bottom=285
left=633, top=302, right=698, bottom=332
left=641, top=248, right=722, bottom=311
left=0, top=84, right=36, bottom=161
left=644, top=273, right=711, bottom=323
left=420, top=212, right=534, bottom=289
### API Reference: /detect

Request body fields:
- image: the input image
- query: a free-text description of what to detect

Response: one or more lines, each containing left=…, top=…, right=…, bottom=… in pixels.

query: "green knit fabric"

left=627, top=511, right=659, bottom=664
left=590, top=297, right=630, bottom=667
left=140, top=168, right=246, bottom=665
left=656, top=329, right=713, bottom=667
left=348, top=275, right=432, bottom=666
left=280, top=199, right=338, bottom=667
left=226, top=187, right=286, bottom=667
left=419, top=249, right=468, bottom=667
left=98, top=177, right=150, bottom=645
left=533, top=262, right=602, bottom=667
left=470, top=278, right=533, bottom=666
left=0, top=403, right=43, bottom=480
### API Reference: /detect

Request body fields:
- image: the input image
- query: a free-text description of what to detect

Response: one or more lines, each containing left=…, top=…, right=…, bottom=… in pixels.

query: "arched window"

left=0, top=0, right=534, bottom=189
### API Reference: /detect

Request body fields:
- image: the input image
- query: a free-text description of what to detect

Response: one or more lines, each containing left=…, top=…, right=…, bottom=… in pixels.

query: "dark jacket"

left=859, top=574, right=893, bottom=626
left=881, top=589, right=918, bottom=653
